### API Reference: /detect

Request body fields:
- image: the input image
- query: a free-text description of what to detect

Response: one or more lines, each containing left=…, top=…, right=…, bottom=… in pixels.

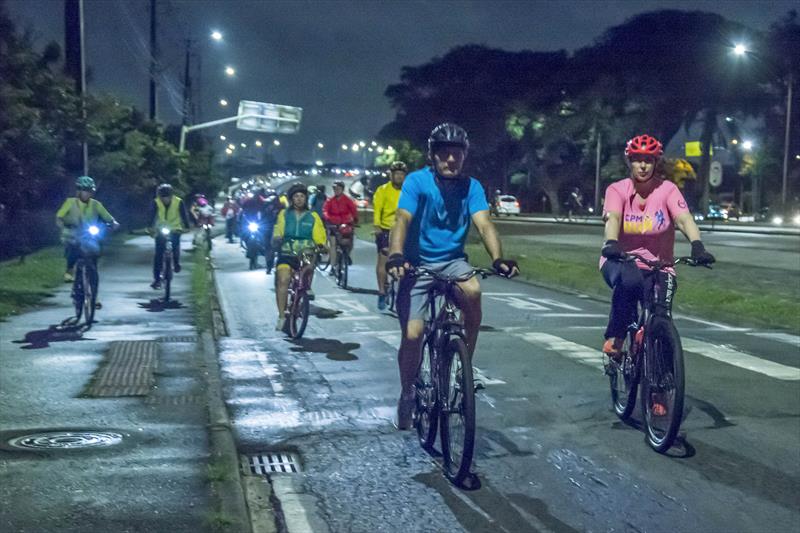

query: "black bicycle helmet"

left=427, top=122, right=469, bottom=158
left=157, top=183, right=174, bottom=197
left=332, top=180, right=345, bottom=189
left=286, top=182, right=308, bottom=199
left=389, top=161, right=408, bottom=172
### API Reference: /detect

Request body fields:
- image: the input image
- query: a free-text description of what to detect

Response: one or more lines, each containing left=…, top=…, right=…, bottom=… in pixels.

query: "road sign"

left=237, top=100, right=302, bottom=134
left=709, top=161, right=723, bottom=187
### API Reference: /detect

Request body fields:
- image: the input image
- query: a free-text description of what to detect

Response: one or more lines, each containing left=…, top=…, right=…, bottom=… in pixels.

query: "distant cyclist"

left=387, top=123, right=519, bottom=429
left=56, top=176, right=120, bottom=309
left=600, top=134, right=715, bottom=359
left=221, top=196, right=240, bottom=243
left=261, top=188, right=284, bottom=273
left=148, top=183, right=192, bottom=289
left=272, top=183, right=327, bottom=331
left=373, top=161, right=407, bottom=310
left=323, top=180, right=358, bottom=272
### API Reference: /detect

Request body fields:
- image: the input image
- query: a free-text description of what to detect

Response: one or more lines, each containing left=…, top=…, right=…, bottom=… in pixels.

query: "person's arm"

left=179, top=201, right=192, bottom=230
left=604, top=211, right=621, bottom=241
left=372, top=187, right=383, bottom=232
left=272, top=210, right=285, bottom=244
left=56, top=199, right=71, bottom=227
left=387, top=208, right=412, bottom=278
left=674, top=212, right=701, bottom=242
left=322, top=198, right=331, bottom=223
left=471, top=210, right=502, bottom=261
left=311, top=212, right=327, bottom=246
left=350, top=197, right=359, bottom=224
left=147, top=200, right=157, bottom=234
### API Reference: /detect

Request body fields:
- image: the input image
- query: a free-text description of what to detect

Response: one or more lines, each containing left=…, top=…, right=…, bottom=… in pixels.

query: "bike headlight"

left=161, top=227, right=170, bottom=235
left=248, top=222, right=259, bottom=232
left=772, top=216, right=784, bottom=225
left=793, top=214, right=800, bottom=226
left=88, top=225, right=100, bottom=236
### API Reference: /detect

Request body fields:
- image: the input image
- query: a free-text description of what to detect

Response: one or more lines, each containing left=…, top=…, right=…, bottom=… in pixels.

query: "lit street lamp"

left=220, top=134, right=226, bottom=141
left=219, top=99, right=228, bottom=107
left=225, top=66, right=236, bottom=77
left=255, top=140, right=262, bottom=147
left=733, top=43, right=748, bottom=56
left=742, top=140, right=754, bottom=151
left=211, top=30, right=223, bottom=41
left=227, top=143, right=236, bottom=150
left=273, top=140, right=280, bottom=146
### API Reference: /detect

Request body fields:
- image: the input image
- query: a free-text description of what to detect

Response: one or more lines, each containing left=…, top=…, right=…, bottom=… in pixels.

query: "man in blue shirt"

left=387, top=123, right=519, bottom=429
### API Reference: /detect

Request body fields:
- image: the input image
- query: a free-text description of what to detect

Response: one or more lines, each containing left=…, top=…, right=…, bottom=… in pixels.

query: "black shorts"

left=375, top=229, right=390, bottom=253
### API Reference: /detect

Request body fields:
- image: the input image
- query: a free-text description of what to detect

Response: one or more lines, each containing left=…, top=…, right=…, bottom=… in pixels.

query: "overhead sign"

left=237, top=101, right=302, bottom=134
left=709, top=161, right=723, bottom=187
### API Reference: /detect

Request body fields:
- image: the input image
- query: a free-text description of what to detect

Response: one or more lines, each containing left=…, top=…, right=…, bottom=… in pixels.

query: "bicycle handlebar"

left=409, top=266, right=494, bottom=282
left=623, top=253, right=712, bottom=270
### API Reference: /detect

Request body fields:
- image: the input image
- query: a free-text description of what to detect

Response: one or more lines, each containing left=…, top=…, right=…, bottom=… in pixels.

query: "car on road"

left=494, top=195, right=521, bottom=216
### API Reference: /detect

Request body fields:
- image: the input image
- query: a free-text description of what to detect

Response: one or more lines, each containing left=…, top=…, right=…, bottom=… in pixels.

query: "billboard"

left=236, top=101, right=302, bottom=134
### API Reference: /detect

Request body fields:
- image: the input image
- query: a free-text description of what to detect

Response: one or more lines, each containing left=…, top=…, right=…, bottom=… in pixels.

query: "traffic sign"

left=237, top=101, right=302, bottom=134
left=709, top=161, right=723, bottom=187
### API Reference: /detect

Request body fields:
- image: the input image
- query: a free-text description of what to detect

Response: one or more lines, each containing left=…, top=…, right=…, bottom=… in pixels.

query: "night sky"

left=7, top=0, right=797, bottom=163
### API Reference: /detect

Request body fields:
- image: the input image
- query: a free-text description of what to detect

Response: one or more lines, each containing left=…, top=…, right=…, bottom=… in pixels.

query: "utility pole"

left=781, top=70, right=794, bottom=208
left=594, top=128, right=602, bottom=212
left=148, top=0, right=158, bottom=121
left=64, top=0, right=88, bottom=175
left=182, top=39, right=193, bottom=125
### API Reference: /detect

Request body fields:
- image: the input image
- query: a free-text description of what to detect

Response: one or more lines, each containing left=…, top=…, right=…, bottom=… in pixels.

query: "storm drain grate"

left=243, top=452, right=302, bottom=474
left=144, top=394, right=205, bottom=405
left=157, top=335, right=198, bottom=343
left=83, top=341, right=158, bottom=397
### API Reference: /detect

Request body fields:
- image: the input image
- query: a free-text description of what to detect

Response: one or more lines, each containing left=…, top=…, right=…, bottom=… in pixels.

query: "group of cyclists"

left=55, top=122, right=715, bottom=431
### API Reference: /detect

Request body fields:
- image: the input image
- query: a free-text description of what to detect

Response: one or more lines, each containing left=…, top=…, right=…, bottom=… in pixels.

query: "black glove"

left=386, top=253, right=407, bottom=272
left=691, top=240, right=715, bottom=265
left=601, top=240, right=625, bottom=261
left=492, top=258, right=519, bottom=278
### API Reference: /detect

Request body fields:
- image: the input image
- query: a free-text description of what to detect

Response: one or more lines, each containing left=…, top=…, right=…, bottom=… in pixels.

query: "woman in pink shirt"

left=600, top=134, right=715, bottom=355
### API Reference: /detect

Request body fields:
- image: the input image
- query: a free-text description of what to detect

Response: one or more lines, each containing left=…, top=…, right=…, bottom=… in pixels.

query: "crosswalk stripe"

left=681, top=338, right=800, bottom=381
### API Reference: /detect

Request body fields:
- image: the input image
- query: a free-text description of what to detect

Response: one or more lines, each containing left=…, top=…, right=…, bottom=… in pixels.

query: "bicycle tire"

left=317, top=249, right=330, bottom=271
left=608, top=328, right=639, bottom=420
left=387, top=280, right=397, bottom=313
left=414, top=338, right=438, bottom=450
left=641, top=318, right=685, bottom=453
left=288, top=289, right=309, bottom=339
left=83, top=264, right=97, bottom=325
left=440, top=337, right=476, bottom=486
left=206, top=228, right=212, bottom=250
left=72, top=264, right=84, bottom=321
left=163, top=252, right=172, bottom=302
left=341, top=250, right=349, bottom=289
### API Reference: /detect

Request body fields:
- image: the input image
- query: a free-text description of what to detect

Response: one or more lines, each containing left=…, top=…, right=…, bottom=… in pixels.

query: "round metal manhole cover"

left=7, top=431, right=123, bottom=450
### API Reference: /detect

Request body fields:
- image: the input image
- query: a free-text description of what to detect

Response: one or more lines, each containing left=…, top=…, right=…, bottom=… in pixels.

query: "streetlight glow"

left=225, top=148, right=233, bottom=155
left=341, top=144, right=348, bottom=150
left=371, top=141, right=377, bottom=147
left=219, top=99, right=228, bottom=107
left=315, top=160, right=324, bottom=166
left=352, top=144, right=359, bottom=151
left=211, top=30, right=223, bottom=41
left=225, top=66, right=236, bottom=76
left=742, top=140, right=753, bottom=151
left=240, top=143, right=247, bottom=148
left=731, top=139, right=739, bottom=145
left=359, top=141, right=366, bottom=147
left=220, top=135, right=226, bottom=141
left=317, top=142, right=324, bottom=149
left=733, top=43, right=748, bottom=56
left=273, top=140, right=280, bottom=146
left=227, top=144, right=235, bottom=150
left=255, top=140, right=262, bottom=147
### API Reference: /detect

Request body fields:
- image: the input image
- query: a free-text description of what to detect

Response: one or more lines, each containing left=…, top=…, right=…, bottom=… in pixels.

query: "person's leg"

left=171, top=232, right=182, bottom=270
left=452, top=276, right=482, bottom=358
left=275, top=265, right=291, bottom=318
left=601, top=261, right=644, bottom=345
left=328, top=230, right=338, bottom=270
left=153, top=236, right=165, bottom=281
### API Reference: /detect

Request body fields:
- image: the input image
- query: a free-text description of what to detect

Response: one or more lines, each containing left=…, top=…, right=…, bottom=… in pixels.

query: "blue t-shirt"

left=398, top=166, right=489, bottom=265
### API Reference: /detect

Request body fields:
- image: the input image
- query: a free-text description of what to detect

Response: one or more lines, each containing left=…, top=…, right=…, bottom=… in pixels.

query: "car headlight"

left=772, top=216, right=784, bottom=225
left=88, top=225, right=100, bottom=236
left=248, top=222, right=259, bottom=232
left=793, top=214, right=800, bottom=225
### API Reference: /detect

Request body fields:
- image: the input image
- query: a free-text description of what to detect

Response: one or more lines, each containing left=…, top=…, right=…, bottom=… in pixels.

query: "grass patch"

left=0, top=246, right=65, bottom=321
left=206, top=460, right=232, bottom=483
left=205, top=511, right=236, bottom=531
left=190, top=247, right=213, bottom=333
left=467, top=238, right=800, bottom=331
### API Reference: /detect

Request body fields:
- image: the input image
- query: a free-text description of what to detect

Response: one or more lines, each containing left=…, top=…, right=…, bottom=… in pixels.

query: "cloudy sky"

left=7, top=0, right=797, bottom=163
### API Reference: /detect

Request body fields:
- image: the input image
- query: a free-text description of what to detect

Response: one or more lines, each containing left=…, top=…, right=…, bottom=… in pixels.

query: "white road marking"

left=514, top=332, right=603, bottom=370
left=473, top=366, right=507, bottom=385
left=537, top=313, right=606, bottom=318
left=328, top=315, right=381, bottom=321
left=489, top=295, right=549, bottom=310
left=524, top=298, right=582, bottom=311
left=675, top=315, right=751, bottom=332
left=682, top=338, right=800, bottom=381
left=483, top=292, right=527, bottom=296
left=746, top=332, right=800, bottom=348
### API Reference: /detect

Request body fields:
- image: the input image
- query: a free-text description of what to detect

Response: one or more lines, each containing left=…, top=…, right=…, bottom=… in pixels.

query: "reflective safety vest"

left=155, top=196, right=184, bottom=231
left=57, top=197, right=110, bottom=242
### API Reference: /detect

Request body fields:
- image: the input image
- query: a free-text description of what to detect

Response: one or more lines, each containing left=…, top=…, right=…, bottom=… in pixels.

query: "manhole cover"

left=8, top=431, right=123, bottom=450
left=244, top=452, right=301, bottom=474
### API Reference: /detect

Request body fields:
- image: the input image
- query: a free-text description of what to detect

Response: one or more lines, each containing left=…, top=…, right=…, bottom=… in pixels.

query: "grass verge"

left=190, top=247, right=213, bottom=333
left=0, top=246, right=65, bottom=321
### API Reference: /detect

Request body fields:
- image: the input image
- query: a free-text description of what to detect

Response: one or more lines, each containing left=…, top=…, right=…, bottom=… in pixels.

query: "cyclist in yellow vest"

left=272, top=182, right=327, bottom=331
left=147, top=183, right=192, bottom=289
left=373, top=161, right=407, bottom=310
left=56, top=176, right=119, bottom=283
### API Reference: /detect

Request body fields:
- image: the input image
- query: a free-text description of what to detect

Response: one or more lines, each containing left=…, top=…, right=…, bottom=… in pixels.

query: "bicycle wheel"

left=607, top=329, right=639, bottom=420
left=640, top=318, right=685, bottom=453
left=206, top=228, right=212, bottom=250
left=163, top=252, right=173, bottom=302
left=82, top=264, right=97, bottom=325
left=72, top=264, right=84, bottom=321
left=386, top=280, right=396, bottom=313
left=440, top=337, right=476, bottom=485
left=317, top=248, right=330, bottom=271
left=414, top=337, right=438, bottom=450
left=288, top=288, right=310, bottom=338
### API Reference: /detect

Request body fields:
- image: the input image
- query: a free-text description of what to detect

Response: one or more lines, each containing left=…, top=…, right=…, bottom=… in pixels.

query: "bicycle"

left=330, top=224, right=353, bottom=289
left=604, top=253, right=710, bottom=452
left=69, top=224, right=105, bottom=326
left=554, top=203, right=590, bottom=223
left=385, top=276, right=397, bottom=313
left=157, top=227, right=176, bottom=302
left=282, top=245, right=318, bottom=339
left=411, top=266, right=492, bottom=486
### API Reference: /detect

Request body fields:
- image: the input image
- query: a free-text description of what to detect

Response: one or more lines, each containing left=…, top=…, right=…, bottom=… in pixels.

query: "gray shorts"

left=397, top=259, right=475, bottom=324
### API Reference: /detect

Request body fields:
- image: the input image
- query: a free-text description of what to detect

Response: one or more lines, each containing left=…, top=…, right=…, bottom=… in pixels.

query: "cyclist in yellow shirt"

left=373, top=161, right=407, bottom=310
left=56, top=176, right=119, bottom=283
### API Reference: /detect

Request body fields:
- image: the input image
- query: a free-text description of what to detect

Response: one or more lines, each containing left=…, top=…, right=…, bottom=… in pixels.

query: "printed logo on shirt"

left=624, top=213, right=654, bottom=234
left=655, top=209, right=665, bottom=230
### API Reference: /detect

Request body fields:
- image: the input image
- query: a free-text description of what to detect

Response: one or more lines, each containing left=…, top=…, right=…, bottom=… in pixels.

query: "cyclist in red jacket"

left=322, top=180, right=359, bottom=271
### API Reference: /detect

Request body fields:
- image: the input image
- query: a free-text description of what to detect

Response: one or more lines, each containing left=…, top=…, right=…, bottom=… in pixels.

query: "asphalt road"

left=211, top=229, right=799, bottom=533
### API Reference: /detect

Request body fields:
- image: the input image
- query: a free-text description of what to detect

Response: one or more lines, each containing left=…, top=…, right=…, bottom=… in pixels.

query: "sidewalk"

left=0, top=236, right=224, bottom=532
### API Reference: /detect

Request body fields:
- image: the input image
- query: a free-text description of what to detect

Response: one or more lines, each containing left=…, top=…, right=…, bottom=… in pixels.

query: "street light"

left=227, top=143, right=236, bottom=150
left=273, top=139, right=280, bottom=146
left=225, top=148, right=233, bottom=155
left=371, top=141, right=377, bottom=147
left=225, top=66, right=236, bottom=76
left=352, top=144, right=359, bottom=151
left=255, top=140, right=262, bottom=147
left=317, top=142, right=324, bottom=149
left=219, top=99, right=228, bottom=107
left=240, top=142, right=247, bottom=148
left=220, top=134, right=226, bottom=141
left=211, top=30, right=223, bottom=41
left=733, top=43, right=748, bottom=56
left=359, top=141, right=366, bottom=147
left=315, top=160, right=324, bottom=166
left=742, top=140, right=753, bottom=151
left=341, top=144, right=348, bottom=150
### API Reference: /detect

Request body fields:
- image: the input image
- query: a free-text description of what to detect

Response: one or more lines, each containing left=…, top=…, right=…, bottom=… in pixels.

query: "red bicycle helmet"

left=625, top=134, right=663, bottom=158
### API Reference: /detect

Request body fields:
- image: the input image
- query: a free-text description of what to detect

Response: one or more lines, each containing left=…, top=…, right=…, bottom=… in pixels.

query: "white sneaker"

left=275, top=318, right=286, bottom=332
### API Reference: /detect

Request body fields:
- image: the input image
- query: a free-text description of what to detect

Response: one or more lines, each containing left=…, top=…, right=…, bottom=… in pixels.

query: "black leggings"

left=153, top=233, right=182, bottom=280
left=601, top=260, right=676, bottom=340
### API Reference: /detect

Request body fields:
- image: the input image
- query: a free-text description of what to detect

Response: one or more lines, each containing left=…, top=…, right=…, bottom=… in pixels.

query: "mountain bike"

left=385, top=276, right=397, bottom=313
left=283, top=245, right=318, bottom=339
left=157, top=227, right=176, bottom=302
left=331, top=224, right=353, bottom=289
left=69, top=224, right=105, bottom=326
left=412, top=266, right=491, bottom=486
left=604, top=253, right=710, bottom=452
